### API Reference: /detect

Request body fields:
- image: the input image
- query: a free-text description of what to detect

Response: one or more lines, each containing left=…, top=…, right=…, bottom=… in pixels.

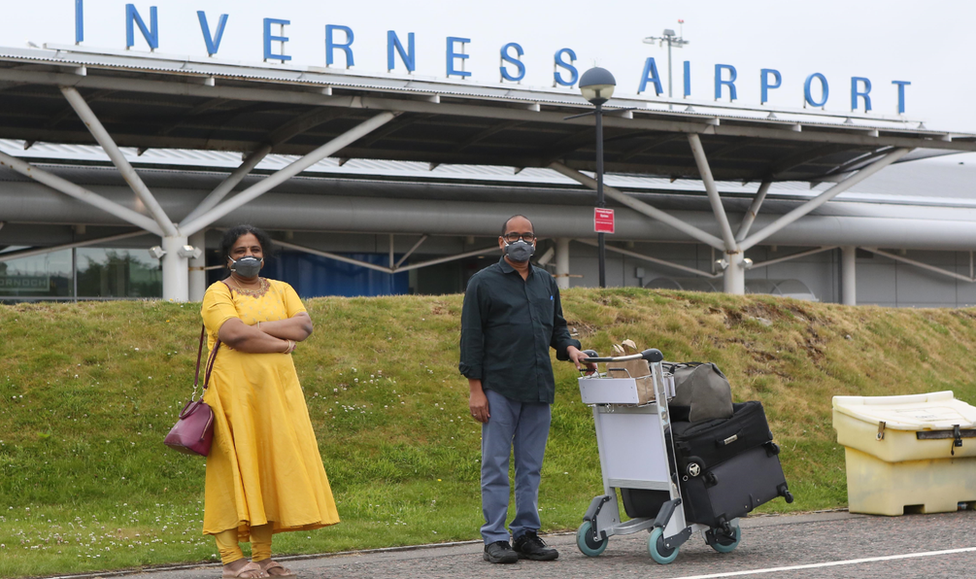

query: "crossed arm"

left=217, top=312, right=314, bottom=354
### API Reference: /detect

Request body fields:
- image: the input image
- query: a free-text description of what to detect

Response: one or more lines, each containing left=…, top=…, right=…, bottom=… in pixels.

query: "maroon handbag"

left=164, top=325, right=221, bottom=456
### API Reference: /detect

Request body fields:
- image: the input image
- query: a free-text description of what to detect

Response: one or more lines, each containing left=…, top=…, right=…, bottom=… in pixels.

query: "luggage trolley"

left=575, top=348, right=742, bottom=564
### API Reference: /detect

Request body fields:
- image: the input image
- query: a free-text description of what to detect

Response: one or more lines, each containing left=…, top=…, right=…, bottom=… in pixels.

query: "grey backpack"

left=665, top=362, right=734, bottom=423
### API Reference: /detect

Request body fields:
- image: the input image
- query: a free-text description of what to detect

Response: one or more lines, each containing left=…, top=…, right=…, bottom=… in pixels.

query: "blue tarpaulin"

left=268, top=251, right=409, bottom=297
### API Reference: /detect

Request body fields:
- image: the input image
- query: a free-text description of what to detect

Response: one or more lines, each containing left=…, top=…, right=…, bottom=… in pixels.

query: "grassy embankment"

left=2, top=288, right=976, bottom=578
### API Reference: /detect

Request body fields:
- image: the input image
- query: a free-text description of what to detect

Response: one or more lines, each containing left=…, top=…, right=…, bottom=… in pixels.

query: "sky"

left=3, top=1, right=976, bottom=151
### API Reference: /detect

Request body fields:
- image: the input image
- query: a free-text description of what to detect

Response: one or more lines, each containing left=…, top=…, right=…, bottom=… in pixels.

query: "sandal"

left=258, top=560, right=297, bottom=578
left=222, top=561, right=268, bottom=578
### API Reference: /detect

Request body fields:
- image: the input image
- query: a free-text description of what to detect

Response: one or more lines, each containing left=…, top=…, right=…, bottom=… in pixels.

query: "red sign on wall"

left=594, top=208, right=615, bottom=234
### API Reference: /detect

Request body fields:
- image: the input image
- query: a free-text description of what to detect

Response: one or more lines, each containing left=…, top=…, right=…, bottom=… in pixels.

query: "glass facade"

left=3, top=246, right=413, bottom=301
left=0, top=247, right=162, bottom=300
left=0, top=248, right=72, bottom=298
left=76, top=248, right=162, bottom=298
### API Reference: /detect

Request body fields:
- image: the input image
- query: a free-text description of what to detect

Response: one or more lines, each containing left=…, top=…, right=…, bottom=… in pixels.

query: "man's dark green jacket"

left=459, top=256, right=580, bottom=404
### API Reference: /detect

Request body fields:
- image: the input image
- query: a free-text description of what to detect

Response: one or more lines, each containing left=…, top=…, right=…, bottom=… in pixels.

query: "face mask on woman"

left=229, top=256, right=263, bottom=278
left=504, top=240, right=535, bottom=263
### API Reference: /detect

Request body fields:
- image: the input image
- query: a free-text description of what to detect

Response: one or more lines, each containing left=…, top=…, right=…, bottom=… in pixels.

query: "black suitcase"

left=619, top=401, right=792, bottom=521
left=679, top=443, right=792, bottom=527
left=670, top=401, right=774, bottom=478
left=620, top=488, right=671, bottom=520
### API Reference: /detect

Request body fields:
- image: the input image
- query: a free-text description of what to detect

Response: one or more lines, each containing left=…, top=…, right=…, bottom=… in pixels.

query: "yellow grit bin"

left=832, top=391, right=976, bottom=516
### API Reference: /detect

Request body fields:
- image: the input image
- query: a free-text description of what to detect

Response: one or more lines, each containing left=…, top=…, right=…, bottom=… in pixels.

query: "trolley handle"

left=580, top=348, right=664, bottom=364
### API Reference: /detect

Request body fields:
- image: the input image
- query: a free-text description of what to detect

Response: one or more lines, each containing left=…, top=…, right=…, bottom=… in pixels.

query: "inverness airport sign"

left=71, top=2, right=911, bottom=114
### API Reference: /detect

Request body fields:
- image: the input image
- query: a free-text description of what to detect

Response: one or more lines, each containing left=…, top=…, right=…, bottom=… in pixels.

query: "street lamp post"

left=643, top=23, right=689, bottom=99
left=578, top=67, right=616, bottom=288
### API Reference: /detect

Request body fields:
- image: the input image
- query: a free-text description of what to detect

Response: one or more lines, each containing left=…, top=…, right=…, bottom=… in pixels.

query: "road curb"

left=36, top=509, right=856, bottom=579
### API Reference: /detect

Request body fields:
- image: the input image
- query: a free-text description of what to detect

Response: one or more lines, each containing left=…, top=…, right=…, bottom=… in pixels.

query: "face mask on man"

left=504, top=240, right=535, bottom=263
left=229, top=256, right=263, bottom=278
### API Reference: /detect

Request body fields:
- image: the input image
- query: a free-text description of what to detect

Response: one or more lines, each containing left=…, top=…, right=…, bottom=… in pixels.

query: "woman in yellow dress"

left=201, top=225, right=339, bottom=578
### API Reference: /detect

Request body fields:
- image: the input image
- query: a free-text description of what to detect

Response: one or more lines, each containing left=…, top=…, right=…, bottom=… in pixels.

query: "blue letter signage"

left=804, top=73, right=829, bottom=107
left=126, top=4, right=158, bottom=50
left=446, top=36, right=471, bottom=78
left=553, top=48, right=578, bottom=87
left=714, top=64, right=737, bottom=101
left=75, top=0, right=84, bottom=44
left=499, top=42, right=525, bottom=82
left=760, top=68, right=781, bottom=104
left=263, top=18, right=291, bottom=62
left=325, top=25, right=355, bottom=68
left=851, top=76, right=872, bottom=112
left=197, top=12, right=228, bottom=56
left=892, top=80, right=910, bottom=114
left=60, top=5, right=918, bottom=115
left=387, top=31, right=415, bottom=72
left=683, top=61, right=691, bottom=97
left=637, top=58, right=663, bottom=95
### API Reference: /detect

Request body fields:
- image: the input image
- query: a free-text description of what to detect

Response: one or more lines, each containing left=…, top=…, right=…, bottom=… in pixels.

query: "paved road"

left=53, top=510, right=976, bottom=579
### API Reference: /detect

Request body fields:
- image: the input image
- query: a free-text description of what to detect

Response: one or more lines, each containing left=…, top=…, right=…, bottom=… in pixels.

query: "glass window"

left=0, top=248, right=73, bottom=297
left=76, top=248, right=162, bottom=298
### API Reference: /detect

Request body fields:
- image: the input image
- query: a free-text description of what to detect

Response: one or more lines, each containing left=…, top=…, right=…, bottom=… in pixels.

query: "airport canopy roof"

left=3, top=45, right=976, bottom=183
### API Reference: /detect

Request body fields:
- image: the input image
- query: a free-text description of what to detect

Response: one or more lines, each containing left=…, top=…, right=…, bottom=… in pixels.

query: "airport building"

left=2, top=10, right=976, bottom=306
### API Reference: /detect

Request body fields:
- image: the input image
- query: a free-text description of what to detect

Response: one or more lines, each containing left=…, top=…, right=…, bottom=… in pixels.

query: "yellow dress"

left=200, top=278, right=339, bottom=540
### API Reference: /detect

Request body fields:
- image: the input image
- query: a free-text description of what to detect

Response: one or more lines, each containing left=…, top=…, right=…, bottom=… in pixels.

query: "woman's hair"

left=220, top=225, right=277, bottom=268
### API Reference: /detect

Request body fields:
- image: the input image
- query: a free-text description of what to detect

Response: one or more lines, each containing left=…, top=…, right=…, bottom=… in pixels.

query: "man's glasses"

left=502, top=232, right=536, bottom=242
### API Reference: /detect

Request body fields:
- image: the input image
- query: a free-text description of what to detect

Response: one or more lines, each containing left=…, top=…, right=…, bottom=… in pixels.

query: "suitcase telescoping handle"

left=580, top=348, right=664, bottom=364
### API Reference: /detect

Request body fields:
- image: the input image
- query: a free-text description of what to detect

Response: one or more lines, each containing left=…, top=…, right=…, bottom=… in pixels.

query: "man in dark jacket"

left=459, top=214, right=592, bottom=564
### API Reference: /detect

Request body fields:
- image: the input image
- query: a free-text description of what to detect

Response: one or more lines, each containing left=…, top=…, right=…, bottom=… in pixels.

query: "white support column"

left=750, top=246, right=838, bottom=270
left=575, top=238, right=722, bottom=279
left=60, top=86, right=177, bottom=237
left=274, top=238, right=499, bottom=274
left=861, top=247, right=976, bottom=284
left=549, top=161, right=725, bottom=250
left=687, top=133, right=747, bottom=295
left=555, top=237, right=571, bottom=290
left=162, top=235, right=190, bottom=302
left=275, top=239, right=394, bottom=273
left=0, top=231, right=149, bottom=262
left=395, top=235, right=428, bottom=268
left=841, top=246, right=857, bottom=305
left=181, top=112, right=398, bottom=237
left=180, top=145, right=273, bottom=227
left=724, top=251, right=746, bottom=295
left=687, top=134, right=738, bottom=251
left=0, top=151, right=164, bottom=236
left=740, top=148, right=912, bottom=251
left=180, top=109, right=340, bottom=227
left=188, top=230, right=207, bottom=302
left=736, top=180, right=772, bottom=242
left=395, top=246, right=500, bottom=272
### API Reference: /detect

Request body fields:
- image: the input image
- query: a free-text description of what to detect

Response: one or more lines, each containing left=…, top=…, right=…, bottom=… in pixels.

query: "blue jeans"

left=480, top=389, right=552, bottom=544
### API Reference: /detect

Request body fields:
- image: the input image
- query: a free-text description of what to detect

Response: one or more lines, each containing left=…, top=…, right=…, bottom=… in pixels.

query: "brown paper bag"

left=607, top=339, right=653, bottom=404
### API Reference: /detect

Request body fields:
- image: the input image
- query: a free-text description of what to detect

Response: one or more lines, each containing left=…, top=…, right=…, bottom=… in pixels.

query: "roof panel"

left=1, top=46, right=975, bottom=184
left=3, top=138, right=974, bottom=207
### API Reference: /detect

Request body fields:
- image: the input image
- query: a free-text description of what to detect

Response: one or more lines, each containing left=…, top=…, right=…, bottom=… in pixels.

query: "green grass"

left=2, top=289, right=976, bottom=577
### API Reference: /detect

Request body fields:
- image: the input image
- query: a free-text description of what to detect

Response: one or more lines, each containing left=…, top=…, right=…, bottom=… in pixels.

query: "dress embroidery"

left=225, top=278, right=271, bottom=299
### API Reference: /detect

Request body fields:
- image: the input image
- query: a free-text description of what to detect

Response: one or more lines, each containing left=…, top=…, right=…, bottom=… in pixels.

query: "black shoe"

left=483, top=540, right=519, bottom=564
left=513, top=531, right=559, bottom=561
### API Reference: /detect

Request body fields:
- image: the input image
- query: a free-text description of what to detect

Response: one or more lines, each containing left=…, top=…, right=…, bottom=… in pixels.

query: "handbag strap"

left=202, top=337, right=221, bottom=393
left=195, top=282, right=238, bottom=398
left=193, top=325, right=206, bottom=389
left=192, top=325, right=221, bottom=400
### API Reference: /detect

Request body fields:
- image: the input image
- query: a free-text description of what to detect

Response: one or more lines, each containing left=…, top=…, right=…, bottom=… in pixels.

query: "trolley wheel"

left=576, top=521, right=608, bottom=557
left=707, top=524, right=741, bottom=554
left=685, top=458, right=704, bottom=478
left=647, top=527, right=679, bottom=564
